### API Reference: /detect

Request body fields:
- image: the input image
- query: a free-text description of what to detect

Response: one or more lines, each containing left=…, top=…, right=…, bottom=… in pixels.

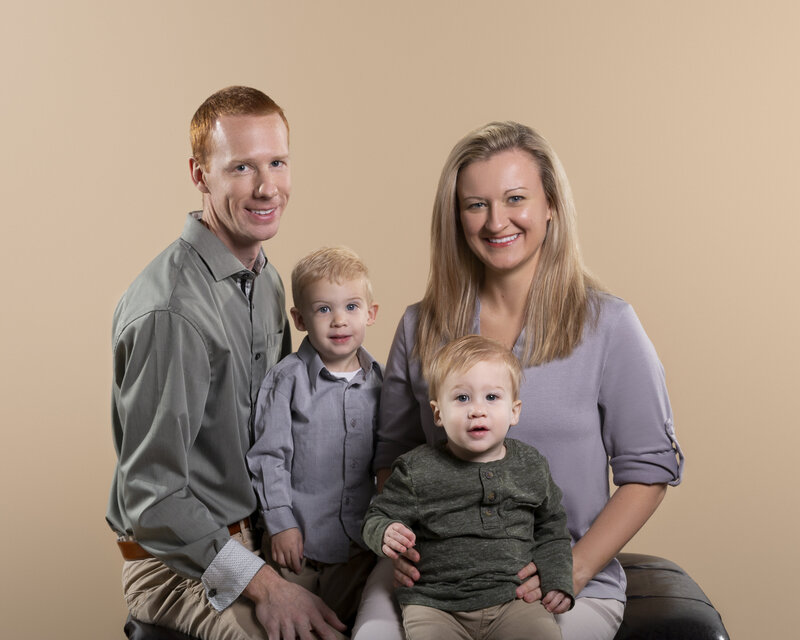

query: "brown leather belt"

left=117, top=518, right=254, bottom=561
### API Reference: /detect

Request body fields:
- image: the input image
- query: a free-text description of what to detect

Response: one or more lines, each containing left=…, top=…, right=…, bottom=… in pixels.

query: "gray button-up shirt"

left=248, top=337, right=382, bottom=563
left=107, top=212, right=291, bottom=608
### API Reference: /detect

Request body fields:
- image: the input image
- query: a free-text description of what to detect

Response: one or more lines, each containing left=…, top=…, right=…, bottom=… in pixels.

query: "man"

left=107, top=86, right=347, bottom=640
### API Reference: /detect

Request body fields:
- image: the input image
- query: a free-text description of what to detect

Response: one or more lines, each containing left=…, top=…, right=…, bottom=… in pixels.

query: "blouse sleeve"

left=373, top=308, right=428, bottom=470
left=599, top=303, right=684, bottom=487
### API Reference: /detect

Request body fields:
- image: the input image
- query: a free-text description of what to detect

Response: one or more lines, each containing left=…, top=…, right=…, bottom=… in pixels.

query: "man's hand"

left=381, top=522, right=416, bottom=560
left=542, top=589, right=572, bottom=614
left=271, top=528, right=303, bottom=574
left=243, top=565, right=346, bottom=640
left=515, top=561, right=542, bottom=603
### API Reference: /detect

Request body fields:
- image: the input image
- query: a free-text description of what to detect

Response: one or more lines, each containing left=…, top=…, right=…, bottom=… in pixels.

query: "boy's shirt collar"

left=296, top=336, right=381, bottom=392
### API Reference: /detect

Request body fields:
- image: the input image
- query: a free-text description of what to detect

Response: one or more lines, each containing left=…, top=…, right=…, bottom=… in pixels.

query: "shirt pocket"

left=501, top=498, right=538, bottom=540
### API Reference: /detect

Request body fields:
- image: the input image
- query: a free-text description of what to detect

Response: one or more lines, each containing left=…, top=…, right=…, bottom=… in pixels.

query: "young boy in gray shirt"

left=247, top=247, right=381, bottom=627
left=362, top=335, right=573, bottom=640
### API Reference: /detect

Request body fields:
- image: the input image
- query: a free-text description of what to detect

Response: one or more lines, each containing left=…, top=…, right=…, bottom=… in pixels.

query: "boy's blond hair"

left=291, top=246, right=374, bottom=308
left=427, top=335, right=522, bottom=402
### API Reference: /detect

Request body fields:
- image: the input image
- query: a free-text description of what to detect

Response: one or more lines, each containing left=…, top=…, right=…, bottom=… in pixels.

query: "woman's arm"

left=571, top=482, right=666, bottom=594
left=373, top=308, right=428, bottom=472
left=516, top=482, right=667, bottom=601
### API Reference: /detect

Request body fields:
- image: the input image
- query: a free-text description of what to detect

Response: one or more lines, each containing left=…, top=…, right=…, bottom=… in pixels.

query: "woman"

left=353, top=122, right=683, bottom=640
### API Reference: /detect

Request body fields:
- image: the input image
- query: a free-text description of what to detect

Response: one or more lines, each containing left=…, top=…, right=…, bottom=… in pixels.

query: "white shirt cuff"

left=201, top=538, right=265, bottom=611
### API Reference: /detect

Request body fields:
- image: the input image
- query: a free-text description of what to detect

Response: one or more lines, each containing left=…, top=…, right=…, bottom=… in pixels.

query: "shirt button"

left=484, top=471, right=494, bottom=479
left=208, top=588, right=217, bottom=598
left=255, top=353, right=262, bottom=360
left=487, top=492, right=497, bottom=501
left=350, top=419, right=356, bottom=427
left=484, top=509, right=493, bottom=516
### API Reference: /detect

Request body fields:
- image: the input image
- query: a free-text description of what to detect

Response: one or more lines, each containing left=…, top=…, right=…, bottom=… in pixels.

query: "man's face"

left=190, top=113, right=290, bottom=266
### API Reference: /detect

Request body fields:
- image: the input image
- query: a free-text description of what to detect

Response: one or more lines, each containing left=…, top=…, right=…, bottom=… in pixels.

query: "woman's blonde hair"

left=416, top=121, right=600, bottom=373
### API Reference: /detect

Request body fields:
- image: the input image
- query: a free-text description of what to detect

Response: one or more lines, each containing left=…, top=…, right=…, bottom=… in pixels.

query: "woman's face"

left=457, top=148, right=551, bottom=280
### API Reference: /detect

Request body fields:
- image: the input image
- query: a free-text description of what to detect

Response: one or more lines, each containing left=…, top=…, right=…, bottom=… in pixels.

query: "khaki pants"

left=121, top=526, right=348, bottom=640
left=401, top=600, right=561, bottom=640
left=352, top=558, right=623, bottom=640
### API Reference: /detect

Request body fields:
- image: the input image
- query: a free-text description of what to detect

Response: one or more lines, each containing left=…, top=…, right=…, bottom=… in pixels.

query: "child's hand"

left=542, top=589, right=572, bottom=614
left=271, top=527, right=304, bottom=574
left=382, top=522, right=416, bottom=560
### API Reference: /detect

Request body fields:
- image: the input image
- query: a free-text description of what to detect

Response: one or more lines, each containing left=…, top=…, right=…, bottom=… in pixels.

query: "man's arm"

left=113, top=311, right=230, bottom=576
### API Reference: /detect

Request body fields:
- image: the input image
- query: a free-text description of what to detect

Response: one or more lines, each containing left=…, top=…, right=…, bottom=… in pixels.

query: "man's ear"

left=290, top=307, right=307, bottom=332
left=430, top=400, right=444, bottom=427
left=189, top=157, right=210, bottom=194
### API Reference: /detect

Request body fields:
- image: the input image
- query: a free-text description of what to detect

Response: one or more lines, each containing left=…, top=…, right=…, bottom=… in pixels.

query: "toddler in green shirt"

left=362, top=335, right=573, bottom=640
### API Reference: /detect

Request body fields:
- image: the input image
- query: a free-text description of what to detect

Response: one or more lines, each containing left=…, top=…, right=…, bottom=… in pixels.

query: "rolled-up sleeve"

left=599, top=304, right=684, bottom=486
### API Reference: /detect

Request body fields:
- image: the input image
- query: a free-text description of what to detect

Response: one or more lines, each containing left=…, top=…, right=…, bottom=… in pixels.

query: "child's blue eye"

left=346, top=303, right=358, bottom=311
left=486, top=394, right=498, bottom=401
left=317, top=306, right=330, bottom=313
left=456, top=394, right=469, bottom=402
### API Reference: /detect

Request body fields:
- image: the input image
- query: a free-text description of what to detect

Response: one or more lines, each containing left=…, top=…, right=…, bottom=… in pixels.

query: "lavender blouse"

left=373, top=292, right=683, bottom=601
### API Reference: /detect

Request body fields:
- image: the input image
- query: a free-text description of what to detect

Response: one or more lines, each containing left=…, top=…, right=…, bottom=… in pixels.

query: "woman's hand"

left=515, top=561, right=542, bottom=602
left=386, top=524, right=421, bottom=588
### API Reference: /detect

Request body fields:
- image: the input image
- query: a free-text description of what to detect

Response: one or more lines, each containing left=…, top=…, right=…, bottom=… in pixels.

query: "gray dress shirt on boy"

left=107, top=212, right=291, bottom=610
left=248, top=337, right=382, bottom=563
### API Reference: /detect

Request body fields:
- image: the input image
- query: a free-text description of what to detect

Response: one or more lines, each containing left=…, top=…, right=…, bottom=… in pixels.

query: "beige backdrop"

left=1, top=1, right=797, bottom=638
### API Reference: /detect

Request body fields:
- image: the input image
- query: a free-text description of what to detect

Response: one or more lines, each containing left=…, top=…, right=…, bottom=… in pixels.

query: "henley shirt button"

left=484, top=509, right=493, bottom=516
left=484, top=471, right=494, bottom=479
left=487, top=492, right=497, bottom=501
